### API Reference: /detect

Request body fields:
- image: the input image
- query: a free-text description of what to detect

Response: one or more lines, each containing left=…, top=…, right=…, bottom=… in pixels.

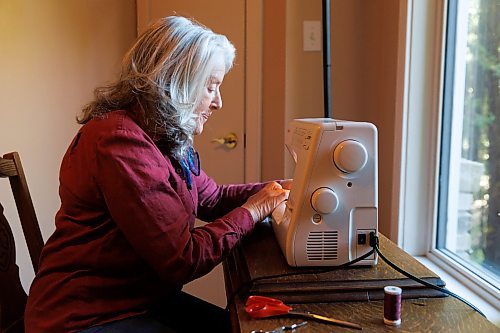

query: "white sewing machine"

left=271, top=118, right=378, bottom=267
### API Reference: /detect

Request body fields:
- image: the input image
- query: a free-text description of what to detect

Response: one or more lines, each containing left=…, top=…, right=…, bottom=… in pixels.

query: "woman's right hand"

left=242, top=182, right=289, bottom=223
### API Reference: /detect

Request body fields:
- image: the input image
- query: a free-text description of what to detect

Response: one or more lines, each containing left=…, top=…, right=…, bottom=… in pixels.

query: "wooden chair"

left=0, top=152, right=44, bottom=333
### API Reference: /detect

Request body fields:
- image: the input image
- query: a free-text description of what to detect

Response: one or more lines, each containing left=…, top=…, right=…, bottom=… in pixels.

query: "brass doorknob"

left=211, top=132, right=238, bottom=149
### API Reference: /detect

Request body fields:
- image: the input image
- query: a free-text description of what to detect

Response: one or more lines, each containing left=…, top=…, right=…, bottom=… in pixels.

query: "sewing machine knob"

left=333, top=140, right=368, bottom=173
left=311, top=187, right=339, bottom=214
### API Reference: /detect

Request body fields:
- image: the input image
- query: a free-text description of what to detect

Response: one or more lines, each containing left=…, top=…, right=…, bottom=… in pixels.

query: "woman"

left=25, top=16, right=289, bottom=333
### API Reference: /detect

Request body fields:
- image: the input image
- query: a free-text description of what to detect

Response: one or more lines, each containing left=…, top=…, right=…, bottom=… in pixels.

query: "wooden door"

left=137, top=0, right=247, bottom=307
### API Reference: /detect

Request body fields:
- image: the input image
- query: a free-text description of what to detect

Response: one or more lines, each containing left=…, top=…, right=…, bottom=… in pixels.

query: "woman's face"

left=193, top=56, right=226, bottom=135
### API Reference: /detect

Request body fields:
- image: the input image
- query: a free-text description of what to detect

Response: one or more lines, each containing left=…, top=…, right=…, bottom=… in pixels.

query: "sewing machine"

left=271, top=118, right=378, bottom=267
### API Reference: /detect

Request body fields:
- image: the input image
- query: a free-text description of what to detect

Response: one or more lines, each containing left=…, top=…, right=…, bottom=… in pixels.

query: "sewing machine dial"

left=310, top=187, right=339, bottom=214
left=333, top=140, right=368, bottom=173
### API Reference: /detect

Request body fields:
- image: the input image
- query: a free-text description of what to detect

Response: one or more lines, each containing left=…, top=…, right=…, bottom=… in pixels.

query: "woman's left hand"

left=242, top=182, right=289, bottom=223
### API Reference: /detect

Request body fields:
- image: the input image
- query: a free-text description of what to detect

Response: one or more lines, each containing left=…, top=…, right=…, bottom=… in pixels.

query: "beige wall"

left=261, top=0, right=287, bottom=181
left=262, top=0, right=405, bottom=237
left=331, top=0, right=403, bottom=237
left=0, top=0, right=136, bottom=289
left=284, top=0, right=324, bottom=177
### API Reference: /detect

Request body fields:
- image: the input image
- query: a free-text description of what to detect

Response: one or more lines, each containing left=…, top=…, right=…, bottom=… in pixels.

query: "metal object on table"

left=245, top=295, right=362, bottom=330
left=287, top=311, right=362, bottom=330
left=250, top=321, right=308, bottom=333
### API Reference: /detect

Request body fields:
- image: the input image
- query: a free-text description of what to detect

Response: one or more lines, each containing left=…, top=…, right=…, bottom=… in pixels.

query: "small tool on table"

left=250, top=321, right=308, bottom=333
left=245, top=295, right=362, bottom=330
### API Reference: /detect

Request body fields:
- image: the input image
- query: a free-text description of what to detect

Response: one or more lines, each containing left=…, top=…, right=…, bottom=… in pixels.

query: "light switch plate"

left=303, top=20, right=322, bottom=52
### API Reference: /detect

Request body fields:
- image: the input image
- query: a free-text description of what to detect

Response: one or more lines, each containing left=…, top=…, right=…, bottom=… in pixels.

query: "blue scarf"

left=179, top=147, right=200, bottom=190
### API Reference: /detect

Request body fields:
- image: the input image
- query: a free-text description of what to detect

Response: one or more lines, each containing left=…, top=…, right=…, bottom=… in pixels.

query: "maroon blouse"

left=25, top=110, right=265, bottom=333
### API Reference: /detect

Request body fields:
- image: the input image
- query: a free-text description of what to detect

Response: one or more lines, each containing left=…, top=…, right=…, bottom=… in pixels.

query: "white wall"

left=0, top=0, right=136, bottom=290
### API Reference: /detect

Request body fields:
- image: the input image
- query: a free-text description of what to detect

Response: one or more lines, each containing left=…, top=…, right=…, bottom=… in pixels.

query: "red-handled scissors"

left=245, top=295, right=362, bottom=330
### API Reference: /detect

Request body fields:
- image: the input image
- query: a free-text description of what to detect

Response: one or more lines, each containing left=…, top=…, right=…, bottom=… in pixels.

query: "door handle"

left=211, top=132, right=238, bottom=149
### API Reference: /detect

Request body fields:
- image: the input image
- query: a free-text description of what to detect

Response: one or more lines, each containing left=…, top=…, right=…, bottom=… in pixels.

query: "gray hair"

left=78, top=16, right=235, bottom=160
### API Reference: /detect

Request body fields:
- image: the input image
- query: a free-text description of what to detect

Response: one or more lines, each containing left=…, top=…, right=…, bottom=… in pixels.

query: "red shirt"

left=25, top=110, right=265, bottom=333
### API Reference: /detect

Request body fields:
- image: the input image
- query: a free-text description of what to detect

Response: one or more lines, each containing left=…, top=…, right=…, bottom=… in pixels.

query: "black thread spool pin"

left=384, top=286, right=402, bottom=326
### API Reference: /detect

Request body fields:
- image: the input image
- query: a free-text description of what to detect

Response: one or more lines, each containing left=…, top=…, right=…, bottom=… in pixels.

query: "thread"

left=383, top=286, right=402, bottom=326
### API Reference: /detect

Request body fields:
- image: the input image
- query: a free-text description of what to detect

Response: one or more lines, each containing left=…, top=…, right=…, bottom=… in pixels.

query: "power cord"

left=368, top=232, right=486, bottom=317
left=226, top=232, right=486, bottom=318
left=225, top=247, right=376, bottom=311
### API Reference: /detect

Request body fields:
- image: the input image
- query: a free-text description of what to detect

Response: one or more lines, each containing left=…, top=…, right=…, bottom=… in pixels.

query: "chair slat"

left=0, top=158, right=18, bottom=177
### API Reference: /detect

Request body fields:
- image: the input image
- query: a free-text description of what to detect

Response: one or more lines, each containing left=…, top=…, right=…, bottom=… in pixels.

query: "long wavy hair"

left=77, top=16, right=235, bottom=160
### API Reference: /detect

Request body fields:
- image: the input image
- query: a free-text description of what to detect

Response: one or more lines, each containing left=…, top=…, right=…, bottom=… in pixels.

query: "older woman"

left=25, top=16, right=289, bottom=333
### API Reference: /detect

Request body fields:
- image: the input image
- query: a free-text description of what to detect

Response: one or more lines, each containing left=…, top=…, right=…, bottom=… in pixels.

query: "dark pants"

left=79, top=291, right=230, bottom=333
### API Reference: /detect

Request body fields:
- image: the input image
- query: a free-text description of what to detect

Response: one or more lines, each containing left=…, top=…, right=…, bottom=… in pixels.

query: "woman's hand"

left=242, top=182, right=289, bottom=223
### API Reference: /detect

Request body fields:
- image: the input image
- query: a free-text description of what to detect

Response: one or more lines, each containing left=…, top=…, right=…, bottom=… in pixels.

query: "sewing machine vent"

left=306, top=231, right=338, bottom=260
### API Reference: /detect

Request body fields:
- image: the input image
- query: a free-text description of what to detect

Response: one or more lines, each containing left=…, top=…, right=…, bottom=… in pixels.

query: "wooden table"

left=223, top=222, right=498, bottom=332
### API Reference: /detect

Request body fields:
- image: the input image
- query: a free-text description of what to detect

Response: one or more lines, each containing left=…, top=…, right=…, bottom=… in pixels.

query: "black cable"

left=369, top=232, right=486, bottom=317
left=226, top=232, right=486, bottom=318
left=225, top=247, right=376, bottom=311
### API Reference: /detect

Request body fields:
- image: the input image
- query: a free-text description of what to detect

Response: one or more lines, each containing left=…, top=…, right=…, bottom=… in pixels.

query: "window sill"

left=415, top=255, right=500, bottom=327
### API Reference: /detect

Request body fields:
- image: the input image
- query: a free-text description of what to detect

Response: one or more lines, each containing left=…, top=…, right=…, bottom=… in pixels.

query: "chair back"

left=0, top=152, right=43, bottom=272
left=0, top=152, right=44, bottom=333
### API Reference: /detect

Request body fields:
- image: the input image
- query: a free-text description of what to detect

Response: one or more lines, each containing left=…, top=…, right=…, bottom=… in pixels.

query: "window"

left=397, top=0, right=499, bottom=313
left=437, top=0, right=499, bottom=291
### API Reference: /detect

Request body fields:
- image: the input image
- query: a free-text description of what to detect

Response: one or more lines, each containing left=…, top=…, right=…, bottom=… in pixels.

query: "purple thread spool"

left=384, top=286, right=402, bottom=326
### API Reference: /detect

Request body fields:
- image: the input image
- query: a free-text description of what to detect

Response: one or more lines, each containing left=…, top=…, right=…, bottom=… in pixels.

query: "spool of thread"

left=384, top=286, right=402, bottom=326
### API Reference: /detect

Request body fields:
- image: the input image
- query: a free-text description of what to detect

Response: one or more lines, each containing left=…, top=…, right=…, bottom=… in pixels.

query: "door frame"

left=136, top=0, right=263, bottom=183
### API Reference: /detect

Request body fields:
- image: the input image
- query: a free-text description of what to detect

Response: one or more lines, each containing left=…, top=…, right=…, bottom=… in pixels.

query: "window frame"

left=396, top=0, right=500, bottom=307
